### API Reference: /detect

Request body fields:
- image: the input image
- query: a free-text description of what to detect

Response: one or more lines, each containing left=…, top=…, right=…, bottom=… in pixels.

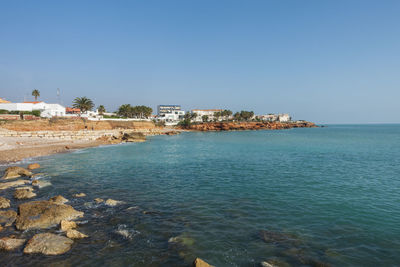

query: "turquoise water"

left=1, top=125, right=400, bottom=266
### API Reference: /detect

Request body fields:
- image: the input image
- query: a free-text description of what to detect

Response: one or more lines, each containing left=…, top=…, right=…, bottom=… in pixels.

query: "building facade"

left=0, top=101, right=66, bottom=118
left=191, top=109, right=223, bottom=122
left=157, top=105, right=181, bottom=116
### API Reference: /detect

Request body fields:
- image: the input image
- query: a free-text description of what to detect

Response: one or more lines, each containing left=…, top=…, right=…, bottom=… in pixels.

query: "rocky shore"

left=181, top=121, right=317, bottom=131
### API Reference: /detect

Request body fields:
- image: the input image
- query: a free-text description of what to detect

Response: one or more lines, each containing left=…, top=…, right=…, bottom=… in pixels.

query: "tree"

left=72, top=97, right=94, bottom=113
left=32, top=89, right=40, bottom=101
left=118, top=104, right=132, bottom=117
left=97, top=105, right=106, bottom=115
left=234, top=112, right=241, bottom=121
left=117, top=105, right=153, bottom=118
left=202, top=115, right=209, bottom=122
left=221, top=110, right=232, bottom=121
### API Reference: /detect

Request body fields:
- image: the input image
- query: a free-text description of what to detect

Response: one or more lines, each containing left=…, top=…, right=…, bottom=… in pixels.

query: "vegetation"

left=202, top=115, right=209, bottom=122
left=179, top=112, right=197, bottom=127
left=32, top=89, right=40, bottom=101
left=233, top=110, right=254, bottom=121
left=0, top=110, right=41, bottom=116
left=72, top=97, right=94, bottom=113
left=212, top=110, right=233, bottom=121
left=97, top=105, right=106, bottom=115
left=117, top=104, right=152, bottom=118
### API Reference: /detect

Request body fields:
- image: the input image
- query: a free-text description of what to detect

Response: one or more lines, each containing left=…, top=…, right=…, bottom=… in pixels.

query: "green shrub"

left=32, top=110, right=41, bottom=117
left=0, top=109, right=9, bottom=114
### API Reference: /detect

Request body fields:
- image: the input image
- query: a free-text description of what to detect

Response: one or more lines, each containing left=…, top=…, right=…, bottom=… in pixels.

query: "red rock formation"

left=180, top=121, right=317, bottom=131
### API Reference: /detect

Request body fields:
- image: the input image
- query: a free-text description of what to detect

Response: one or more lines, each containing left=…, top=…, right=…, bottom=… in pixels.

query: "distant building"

left=157, top=105, right=181, bottom=116
left=191, top=109, right=223, bottom=122
left=66, top=107, right=81, bottom=114
left=258, top=113, right=291, bottom=122
left=278, top=114, right=291, bottom=122
left=0, top=101, right=66, bottom=118
left=0, top=97, right=11, bottom=103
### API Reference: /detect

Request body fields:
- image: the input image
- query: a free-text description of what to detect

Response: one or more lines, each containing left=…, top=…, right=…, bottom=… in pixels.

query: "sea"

left=1, top=124, right=400, bottom=266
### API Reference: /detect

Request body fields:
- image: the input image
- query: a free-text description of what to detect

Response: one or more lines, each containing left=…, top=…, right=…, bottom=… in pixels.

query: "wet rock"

left=0, top=210, right=17, bottom=226
left=0, top=197, right=10, bottom=209
left=169, top=235, right=195, bottom=247
left=0, top=225, right=3, bottom=231
left=49, top=195, right=69, bottom=204
left=115, top=224, right=139, bottom=240
left=0, top=180, right=30, bottom=190
left=14, top=186, right=36, bottom=199
left=0, top=237, right=26, bottom=251
left=24, top=233, right=73, bottom=255
left=2, top=166, right=32, bottom=179
left=261, top=258, right=290, bottom=267
left=32, top=179, right=52, bottom=188
left=66, top=229, right=88, bottom=239
left=31, top=173, right=45, bottom=178
left=261, top=261, right=276, bottom=267
left=15, top=200, right=84, bottom=230
left=60, top=220, right=77, bottom=231
left=73, top=193, right=86, bottom=198
left=193, top=258, right=214, bottom=267
left=27, top=163, right=41, bottom=170
left=105, top=199, right=124, bottom=206
left=121, top=132, right=146, bottom=142
left=94, top=198, right=104, bottom=203
left=259, top=230, right=300, bottom=246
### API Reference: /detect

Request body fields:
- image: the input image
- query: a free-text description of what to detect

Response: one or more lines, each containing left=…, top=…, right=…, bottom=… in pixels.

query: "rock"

left=261, top=259, right=290, bottom=267
left=0, top=210, right=17, bottom=226
left=261, top=261, right=276, bottom=267
left=193, top=258, right=214, bottom=267
left=73, top=193, right=86, bottom=198
left=60, top=220, right=77, bottom=231
left=259, top=230, right=300, bottom=245
left=2, top=166, right=32, bottom=179
left=121, top=132, right=146, bottom=142
left=169, top=235, right=195, bottom=247
left=94, top=198, right=104, bottom=203
left=0, top=180, right=30, bottom=190
left=31, top=173, right=45, bottom=178
left=15, top=200, right=84, bottom=230
left=105, top=199, right=124, bottom=206
left=115, top=224, right=139, bottom=240
left=23, top=233, right=73, bottom=255
left=27, top=163, right=41, bottom=170
left=49, top=195, right=69, bottom=204
left=32, top=179, right=52, bottom=188
left=0, top=225, right=3, bottom=231
left=14, top=186, right=36, bottom=199
left=66, top=229, right=88, bottom=239
left=0, top=237, right=26, bottom=251
left=0, top=197, right=10, bottom=209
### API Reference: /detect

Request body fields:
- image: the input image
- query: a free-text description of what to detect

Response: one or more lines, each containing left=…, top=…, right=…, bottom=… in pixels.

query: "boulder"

left=73, top=193, right=86, bottom=198
left=193, top=258, right=214, bottom=267
left=0, top=180, right=30, bottom=190
left=23, top=233, right=73, bottom=255
left=94, top=198, right=104, bottom=203
left=49, top=195, right=69, bottom=204
left=32, top=179, right=52, bottom=188
left=66, top=229, right=88, bottom=239
left=121, top=132, right=146, bottom=142
left=2, top=166, right=32, bottom=179
left=15, top=200, right=84, bottom=230
left=0, top=210, right=17, bottom=226
left=60, top=220, right=77, bottom=231
left=27, top=163, right=41, bottom=170
left=0, top=197, right=10, bottom=209
left=31, top=173, right=45, bottom=178
left=0, top=237, right=26, bottom=251
left=105, top=198, right=124, bottom=207
left=14, top=187, right=37, bottom=199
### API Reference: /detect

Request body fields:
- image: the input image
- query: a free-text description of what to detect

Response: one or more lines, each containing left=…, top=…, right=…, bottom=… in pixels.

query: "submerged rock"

left=168, top=235, right=195, bottom=247
left=60, top=220, right=77, bottom=231
left=261, top=258, right=290, bottom=267
left=0, top=197, right=10, bottom=209
left=105, top=199, right=124, bottom=206
left=0, top=210, right=17, bottom=226
left=2, top=166, right=32, bottom=180
left=94, top=198, right=104, bottom=203
left=14, top=186, right=36, bottom=199
left=27, top=163, right=41, bottom=170
left=66, top=229, right=88, bottom=239
left=0, top=180, right=30, bottom=190
left=0, top=237, right=26, bottom=251
left=193, top=258, right=214, bottom=267
left=32, top=179, right=52, bottom=188
left=259, top=230, right=300, bottom=246
left=15, top=200, right=84, bottom=230
left=24, top=233, right=74, bottom=255
left=49, top=195, right=69, bottom=204
left=115, top=224, right=139, bottom=240
left=73, top=193, right=86, bottom=198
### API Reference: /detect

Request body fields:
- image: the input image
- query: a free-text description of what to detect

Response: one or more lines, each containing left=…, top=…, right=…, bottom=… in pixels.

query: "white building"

left=156, top=110, right=185, bottom=125
left=0, top=101, right=66, bottom=118
left=278, top=113, right=291, bottom=122
left=191, top=109, right=223, bottom=122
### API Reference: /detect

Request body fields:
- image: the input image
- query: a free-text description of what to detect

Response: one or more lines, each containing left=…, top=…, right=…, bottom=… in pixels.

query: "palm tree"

left=32, top=89, right=40, bottom=101
left=72, top=97, right=94, bottom=113
left=97, top=105, right=106, bottom=115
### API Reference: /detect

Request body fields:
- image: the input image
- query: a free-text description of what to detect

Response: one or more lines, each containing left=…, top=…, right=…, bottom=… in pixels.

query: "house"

left=157, top=105, right=181, bottom=116
left=66, top=107, right=81, bottom=114
left=278, top=114, right=291, bottom=122
left=0, top=101, right=66, bottom=118
left=191, top=109, right=223, bottom=122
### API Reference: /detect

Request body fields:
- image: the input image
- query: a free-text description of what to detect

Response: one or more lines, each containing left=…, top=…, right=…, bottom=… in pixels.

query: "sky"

left=0, top=0, right=399, bottom=124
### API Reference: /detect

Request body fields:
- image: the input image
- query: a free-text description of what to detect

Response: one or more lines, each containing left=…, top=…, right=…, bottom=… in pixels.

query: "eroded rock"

left=23, top=233, right=73, bottom=255
left=2, top=166, right=32, bottom=179
left=0, top=197, right=10, bottom=209
left=0, top=237, right=26, bottom=251
left=193, top=258, right=214, bottom=267
left=15, top=200, right=84, bottom=230
left=94, top=198, right=104, bottom=203
left=0, top=210, right=17, bottom=226
left=66, top=229, right=88, bottom=239
left=32, top=179, right=52, bottom=188
left=0, top=180, right=30, bottom=190
left=73, top=193, right=86, bottom=198
left=14, top=187, right=36, bottom=199
left=60, top=220, right=77, bottom=231
left=27, top=163, right=41, bottom=170
left=49, top=195, right=69, bottom=204
left=105, top=199, right=124, bottom=206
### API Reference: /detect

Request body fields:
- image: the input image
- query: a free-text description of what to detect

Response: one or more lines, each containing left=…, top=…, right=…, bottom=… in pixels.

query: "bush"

left=32, top=110, right=41, bottom=117
left=0, top=109, right=8, bottom=114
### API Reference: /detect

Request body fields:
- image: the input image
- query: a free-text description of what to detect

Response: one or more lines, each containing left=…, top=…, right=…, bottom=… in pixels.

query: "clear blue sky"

left=1, top=0, right=399, bottom=123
